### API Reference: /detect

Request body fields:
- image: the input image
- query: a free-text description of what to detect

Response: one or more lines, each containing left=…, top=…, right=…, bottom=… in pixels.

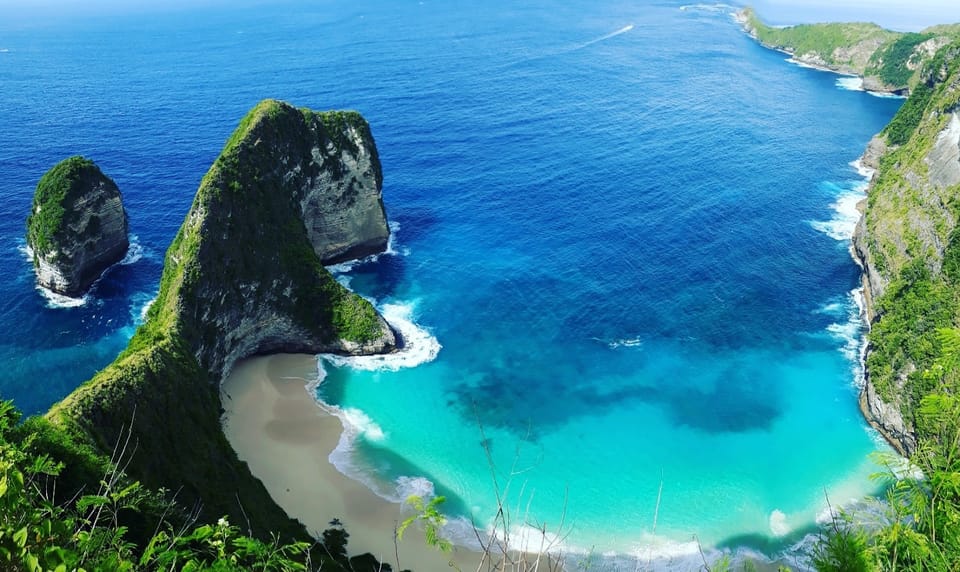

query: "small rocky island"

left=26, top=156, right=129, bottom=297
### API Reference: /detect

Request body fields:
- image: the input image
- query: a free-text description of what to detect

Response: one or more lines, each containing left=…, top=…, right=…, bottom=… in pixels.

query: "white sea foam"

left=827, top=288, right=867, bottom=388
left=867, top=91, right=907, bottom=100
left=850, top=158, right=876, bottom=180
left=132, top=293, right=157, bottom=324
left=340, top=407, right=386, bottom=441
left=37, top=287, right=89, bottom=308
left=786, top=57, right=829, bottom=71
left=809, top=189, right=865, bottom=241
left=816, top=301, right=845, bottom=316
left=836, top=76, right=864, bottom=91
left=827, top=320, right=861, bottom=362
left=769, top=509, right=791, bottom=537
left=831, top=75, right=906, bottom=99
left=326, top=220, right=406, bottom=273
left=119, top=234, right=146, bottom=265
left=679, top=3, right=736, bottom=14
left=609, top=336, right=643, bottom=349
left=395, top=475, right=436, bottom=500
left=322, top=301, right=441, bottom=372
left=818, top=288, right=867, bottom=385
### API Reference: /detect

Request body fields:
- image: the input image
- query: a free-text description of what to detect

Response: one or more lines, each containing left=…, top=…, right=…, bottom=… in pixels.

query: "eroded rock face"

left=172, top=100, right=396, bottom=378
left=927, top=112, right=960, bottom=190
left=26, top=157, right=129, bottom=297
left=301, top=122, right=390, bottom=264
left=860, top=372, right=916, bottom=456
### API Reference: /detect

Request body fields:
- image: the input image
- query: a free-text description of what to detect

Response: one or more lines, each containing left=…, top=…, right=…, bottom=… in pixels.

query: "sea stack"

left=26, top=156, right=129, bottom=297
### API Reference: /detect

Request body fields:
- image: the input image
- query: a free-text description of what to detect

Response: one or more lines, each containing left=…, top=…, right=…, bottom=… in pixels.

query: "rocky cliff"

left=851, top=44, right=960, bottom=454
left=26, top=156, right=129, bottom=297
left=46, top=99, right=396, bottom=540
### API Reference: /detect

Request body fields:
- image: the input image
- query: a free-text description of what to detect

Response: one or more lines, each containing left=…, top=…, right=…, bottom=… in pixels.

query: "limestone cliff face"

left=47, top=99, right=396, bottom=540
left=174, top=99, right=396, bottom=377
left=851, top=46, right=960, bottom=455
left=300, top=115, right=389, bottom=264
left=26, top=157, right=129, bottom=297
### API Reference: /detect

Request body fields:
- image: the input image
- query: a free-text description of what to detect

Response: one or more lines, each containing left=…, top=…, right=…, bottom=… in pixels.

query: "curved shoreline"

left=220, top=353, right=484, bottom=571
left=222, top=354, right=812, bottom=571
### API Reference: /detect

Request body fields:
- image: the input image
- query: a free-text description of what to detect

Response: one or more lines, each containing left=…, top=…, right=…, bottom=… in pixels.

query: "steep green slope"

left=852, top=43, right=960, bottom=452
left=45, top=99, right=397, bottom=541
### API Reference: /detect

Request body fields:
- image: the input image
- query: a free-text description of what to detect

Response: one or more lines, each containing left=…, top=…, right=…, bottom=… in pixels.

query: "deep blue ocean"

left=0, top=0, right=905, bottom=564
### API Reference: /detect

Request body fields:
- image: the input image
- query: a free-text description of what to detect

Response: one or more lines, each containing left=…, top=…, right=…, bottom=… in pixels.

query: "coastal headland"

left=43, top=99, right=398, bottom=550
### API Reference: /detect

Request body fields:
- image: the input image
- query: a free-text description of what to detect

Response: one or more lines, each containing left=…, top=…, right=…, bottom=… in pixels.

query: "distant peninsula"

left=737, top=7, right=960, bottom=95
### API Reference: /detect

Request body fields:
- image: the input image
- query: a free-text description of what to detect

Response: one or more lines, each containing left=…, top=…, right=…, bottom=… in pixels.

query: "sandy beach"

left=220, top=353, right=487, bottom=571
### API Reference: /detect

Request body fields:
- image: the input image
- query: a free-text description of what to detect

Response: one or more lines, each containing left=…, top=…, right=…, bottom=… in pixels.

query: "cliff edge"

left=26, top=156, right=129, bottom=297
left=851, top=44, right=960, bottom=454
left=46, top=99, right=396, bottom=539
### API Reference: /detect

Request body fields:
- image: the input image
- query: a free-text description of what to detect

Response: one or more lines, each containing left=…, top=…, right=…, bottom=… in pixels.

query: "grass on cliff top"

left=196, top=98, right=383, bottom=343
left=865, top=32, right=934, bottom=89
left=922, top=23, right=960, bottom=37
left=741, top=7, right=898, bottom=66
left=26, top=156, right=114, bottom=257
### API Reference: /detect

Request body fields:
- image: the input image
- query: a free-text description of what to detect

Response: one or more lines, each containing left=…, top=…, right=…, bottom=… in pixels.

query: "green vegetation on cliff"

left=41, top=99, right=395, bottom=562
left=740, top=8, right=960, bottom=92
left=0, top=399, right=387, bottom=571
left=865, top=33, right=934, bottom=88
left=740, top=8, right=897, bottom=73
left=862, top=44, right=960, bottom=425
left=26, top=156, right=115, bottom=258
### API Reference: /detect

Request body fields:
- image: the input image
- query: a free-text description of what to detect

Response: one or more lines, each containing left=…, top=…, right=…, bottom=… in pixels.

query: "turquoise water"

left=0, top=0, right=906, bottom=564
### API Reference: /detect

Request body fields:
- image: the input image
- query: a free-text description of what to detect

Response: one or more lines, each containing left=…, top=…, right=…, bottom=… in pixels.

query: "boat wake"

left=574, top=24, right=634, bottom=50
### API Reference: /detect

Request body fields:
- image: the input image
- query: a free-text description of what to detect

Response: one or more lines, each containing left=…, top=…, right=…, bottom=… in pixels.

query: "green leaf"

left=13, top=527, right=27, bottom=549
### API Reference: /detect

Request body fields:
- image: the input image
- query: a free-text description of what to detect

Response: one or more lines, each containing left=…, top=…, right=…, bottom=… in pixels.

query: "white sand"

left=220, top=353, right=487, bottom=571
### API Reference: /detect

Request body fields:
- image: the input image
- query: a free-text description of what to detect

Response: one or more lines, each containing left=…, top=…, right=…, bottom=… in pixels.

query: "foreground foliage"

left=815, top=332, right=960, bottom=571
left=0, top=400, right=384, bottom=572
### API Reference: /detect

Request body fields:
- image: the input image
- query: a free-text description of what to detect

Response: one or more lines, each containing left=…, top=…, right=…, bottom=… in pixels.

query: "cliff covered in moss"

left=26, top=156, right=129, bottom=297
left=45, top=99, right=397, bottom=540
left=851, top=44, right=960, bottom=454
left=737, top=7, right=960, bottom=94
